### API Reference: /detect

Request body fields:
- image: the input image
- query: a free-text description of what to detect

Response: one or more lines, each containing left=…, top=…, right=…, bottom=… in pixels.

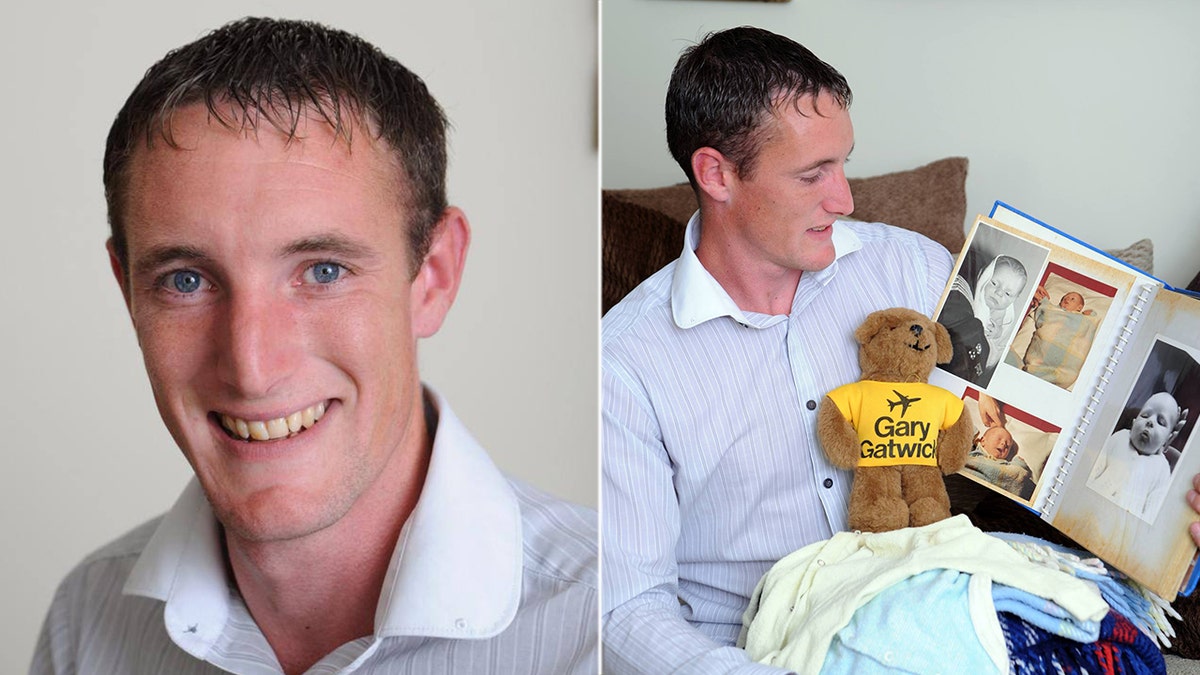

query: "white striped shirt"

left=32, top=391, right=598, bottom=675
left=601, top=214, right=953, bottom=674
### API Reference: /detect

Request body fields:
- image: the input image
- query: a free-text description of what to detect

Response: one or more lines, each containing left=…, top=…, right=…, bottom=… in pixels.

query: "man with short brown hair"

left=602, top=27, right=954, bottom=673
left=33, top=17, right=597, bottom=675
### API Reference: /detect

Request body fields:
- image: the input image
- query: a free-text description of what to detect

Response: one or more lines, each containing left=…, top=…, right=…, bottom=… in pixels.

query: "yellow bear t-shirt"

left=825, top=381, right=964, bottom=468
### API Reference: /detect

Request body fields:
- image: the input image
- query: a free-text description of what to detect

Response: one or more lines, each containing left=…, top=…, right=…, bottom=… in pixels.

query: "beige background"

left=0, top=2, right=597, bottom=670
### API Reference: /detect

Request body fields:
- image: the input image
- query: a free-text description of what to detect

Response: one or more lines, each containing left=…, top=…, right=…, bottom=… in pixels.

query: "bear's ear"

left=855, top=311, right=891, bottom=346
left=933, top=320, right=954, bottom=364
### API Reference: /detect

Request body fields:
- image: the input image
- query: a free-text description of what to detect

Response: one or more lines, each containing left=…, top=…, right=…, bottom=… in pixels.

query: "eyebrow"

left=131, top=233, right=383, bottom=277
left=132, top=245, right=213, bottom=278
left=277, top=234, right=381, bottom=261
left=796, top=143, right=855, bottom=175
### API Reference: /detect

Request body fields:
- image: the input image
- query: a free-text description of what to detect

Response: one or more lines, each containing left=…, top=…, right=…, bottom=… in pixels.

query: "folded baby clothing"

left=992, top=582, right=1102, bottom=643
left=995, top=532, right=1179, bottom=648
left=820, top=568, right=1006, bottom=674
left=739, top=515, right=1108, bottom=673
left=999, top=609, right=1165, bottom=675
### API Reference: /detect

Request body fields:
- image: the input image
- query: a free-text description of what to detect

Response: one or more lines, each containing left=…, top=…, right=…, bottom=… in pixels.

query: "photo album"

left=928, top=201, right=1200, bottom=598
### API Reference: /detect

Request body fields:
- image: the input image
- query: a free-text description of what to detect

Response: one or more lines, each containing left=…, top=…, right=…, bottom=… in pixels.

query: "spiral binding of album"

left=1042, top=283, right=1156, bottom=515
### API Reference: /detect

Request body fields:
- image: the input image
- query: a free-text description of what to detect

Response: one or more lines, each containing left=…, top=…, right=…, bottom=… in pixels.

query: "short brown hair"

left=666, top=26, right=852, bottom=187
left=103, top=17, right=448, bottom=277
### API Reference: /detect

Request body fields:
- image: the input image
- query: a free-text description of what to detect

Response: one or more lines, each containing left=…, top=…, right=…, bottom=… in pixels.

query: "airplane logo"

left=887, top=390, right=921, bottom=417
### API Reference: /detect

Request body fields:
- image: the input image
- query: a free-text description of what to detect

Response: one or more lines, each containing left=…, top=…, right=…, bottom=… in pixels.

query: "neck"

left=226, top=398, right=433, bottom=675
left=694, top=213, right=802, bottom=316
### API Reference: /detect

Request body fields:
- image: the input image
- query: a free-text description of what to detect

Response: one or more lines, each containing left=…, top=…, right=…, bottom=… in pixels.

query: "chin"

left=206, top=481, right=349, bottom=544
left=798, top=247, right=837, bottom=273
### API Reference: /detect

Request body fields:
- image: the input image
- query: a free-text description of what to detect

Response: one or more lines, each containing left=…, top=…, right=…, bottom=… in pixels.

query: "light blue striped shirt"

left=32, top=390, right=598, bottom=675
left=601, top=213, right=953, bottom=674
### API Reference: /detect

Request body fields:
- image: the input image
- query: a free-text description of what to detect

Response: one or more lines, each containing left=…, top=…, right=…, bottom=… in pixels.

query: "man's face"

left=724, top=91, right=855, bottom=275
left=983, top=265, right=1024, bottom=312
left=114, top=105, right=447, bottom=544
left=1131, top=392, right=1180, bottom=456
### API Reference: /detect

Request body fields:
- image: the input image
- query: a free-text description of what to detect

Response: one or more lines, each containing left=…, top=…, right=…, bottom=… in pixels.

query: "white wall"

left=602, top=0, right=1200, bottom=289
left=0, top=1, right=596, bottom=669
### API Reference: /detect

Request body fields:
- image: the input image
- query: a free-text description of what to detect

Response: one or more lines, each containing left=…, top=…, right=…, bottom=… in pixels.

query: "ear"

left=691, top=147, right=734, bottom=204
left=854, top=311, right=888, bottom=346
left=411, top=207, right=471, bottom=338
left=106, top=238, right=134, bottom=316
left=933, top=320, right=954, bottom=364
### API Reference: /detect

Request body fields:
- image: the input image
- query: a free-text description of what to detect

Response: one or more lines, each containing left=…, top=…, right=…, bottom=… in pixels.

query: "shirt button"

left=823, top=478, right=834, bottom=489
left=806, top=399, right=817, bottom=410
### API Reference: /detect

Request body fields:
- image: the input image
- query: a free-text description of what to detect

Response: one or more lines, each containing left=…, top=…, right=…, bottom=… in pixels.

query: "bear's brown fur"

left=817, top=308, right=973, bottom=532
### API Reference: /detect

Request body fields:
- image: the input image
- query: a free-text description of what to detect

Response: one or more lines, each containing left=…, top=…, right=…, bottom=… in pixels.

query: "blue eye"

left=306, top=262, right=344, bottom=284
left=172, top=270, right=203, bottom=293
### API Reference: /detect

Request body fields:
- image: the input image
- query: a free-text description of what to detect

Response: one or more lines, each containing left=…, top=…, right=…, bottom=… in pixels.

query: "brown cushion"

left=602, top=195, right=687, bottom=314
left=845, top=156, right=968, bottom=256
left=601, top=157, right=971, bottom=314
left=1188, top=268, right=1200, bottom=293
left=606, top=183, right=697, bottom=230
left=1169, top=593, right=1200, bottom=659
left=1105, top=239, right=1154, bottom=275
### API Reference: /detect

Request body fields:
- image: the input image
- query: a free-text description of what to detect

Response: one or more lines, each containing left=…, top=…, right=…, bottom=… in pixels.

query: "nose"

left=215, top=288, right=301, bottom=397
left=824, top=165, right=855, bottom=217
left=910, top=324, right=924, bottom=337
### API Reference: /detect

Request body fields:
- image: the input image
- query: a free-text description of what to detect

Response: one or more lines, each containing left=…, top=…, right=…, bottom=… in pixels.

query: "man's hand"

left=976, top=393, right=1007, bottom=429
left=1027, top=285, right=1050, bottom=313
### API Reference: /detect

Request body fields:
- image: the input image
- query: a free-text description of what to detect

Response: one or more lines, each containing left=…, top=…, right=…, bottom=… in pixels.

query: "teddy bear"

left=817, top=307, right=973, bottom=532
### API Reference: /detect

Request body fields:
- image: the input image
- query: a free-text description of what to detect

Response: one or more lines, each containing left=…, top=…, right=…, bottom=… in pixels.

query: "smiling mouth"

left=217, top=401, right=327, bottom=441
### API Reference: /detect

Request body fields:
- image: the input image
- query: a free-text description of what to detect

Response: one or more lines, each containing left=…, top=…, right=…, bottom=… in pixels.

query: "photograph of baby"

left=1087, top=337, right=1200, bottom=523
left=1004, top=263, right=1117, bottom=391
left=938, top=221, right=1050, bottom=388
left=959, top=388, right=1061, bottom=503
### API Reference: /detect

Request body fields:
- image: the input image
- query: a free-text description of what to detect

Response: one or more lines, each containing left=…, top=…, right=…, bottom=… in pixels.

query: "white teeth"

left=266, top=418, right=289, bottom=439
left=248, top=421, right=270, bottom=441
left=222, top=414, right=250, bottom=439
left=219, top=402, right=327, bottom=442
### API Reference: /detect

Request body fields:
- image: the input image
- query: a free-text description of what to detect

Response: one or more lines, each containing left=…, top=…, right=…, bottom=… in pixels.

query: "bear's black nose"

left=910, top=324, right=923, bottom=336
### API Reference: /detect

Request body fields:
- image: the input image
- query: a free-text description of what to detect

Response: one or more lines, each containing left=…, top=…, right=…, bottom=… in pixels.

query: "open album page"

left=928, top=215, right=1141, bottom=516
left=1052, top=290, right=1200, bottom=597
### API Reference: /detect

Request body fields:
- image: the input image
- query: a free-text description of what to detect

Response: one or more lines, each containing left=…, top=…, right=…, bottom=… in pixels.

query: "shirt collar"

left=123, top=388, right=523, bottom=658
left=670, top=211, right=863, bottom=328
left=374, top=390, right=522, bottom=639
